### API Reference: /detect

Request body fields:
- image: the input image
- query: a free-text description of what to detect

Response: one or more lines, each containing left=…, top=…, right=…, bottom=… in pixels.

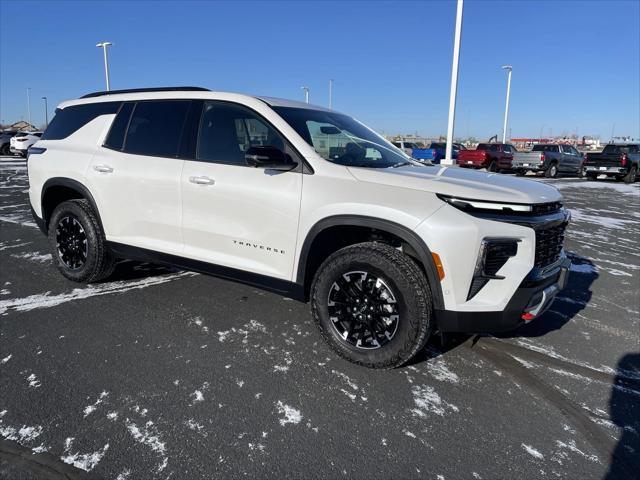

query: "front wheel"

left=488, top=161, right=498, bottom=172
left=311, top=242, right=433, bottom=369
left=515, top=170, right=525, bottom=176
left=48, top=199, right=115, bottom=283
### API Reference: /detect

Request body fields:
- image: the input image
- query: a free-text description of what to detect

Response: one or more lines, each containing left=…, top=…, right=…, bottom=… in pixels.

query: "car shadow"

left=495, top=252, right=597, bottom=338
left=410, top=252, right=598, bottom=364
left=101, top=259, right=179, bottom=282
left=604, top=353, right=640, bottom=479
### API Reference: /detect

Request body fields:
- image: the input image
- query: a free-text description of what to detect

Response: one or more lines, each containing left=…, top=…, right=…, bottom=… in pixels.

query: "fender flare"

left=41, top=177, right=104, bottom=231
left=296, top=215, right=445, bottom=310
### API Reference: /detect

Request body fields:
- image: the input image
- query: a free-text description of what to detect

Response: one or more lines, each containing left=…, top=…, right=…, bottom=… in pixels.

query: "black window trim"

left=191, top=99, right=312, bottom=174
left=101, top=99, right=193, bottom=160
left=99, top=97, right=313, bottom=174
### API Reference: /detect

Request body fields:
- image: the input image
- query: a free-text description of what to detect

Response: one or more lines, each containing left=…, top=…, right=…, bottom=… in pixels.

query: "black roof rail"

left=80, top=86, right=210, bottom=99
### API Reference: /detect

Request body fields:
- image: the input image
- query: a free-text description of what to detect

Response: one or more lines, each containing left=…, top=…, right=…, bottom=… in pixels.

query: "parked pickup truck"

left=512, top=144, right=583, bottom=178
left=584, top=143, right=639, bottom=183
left=458, top=143, right=516, bottom=172
left=392, top=141, right=435, bottom=162
left=428, top=142, right=467, bottom=163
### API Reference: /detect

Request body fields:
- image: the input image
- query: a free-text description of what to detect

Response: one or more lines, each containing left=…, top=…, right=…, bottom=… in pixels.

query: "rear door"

left=87, top=100, right=191, bottom=255
left=180, top=100, right=302, bottom=280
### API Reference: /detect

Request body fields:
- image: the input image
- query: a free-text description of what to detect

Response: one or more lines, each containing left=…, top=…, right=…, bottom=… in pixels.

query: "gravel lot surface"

left=1, top=156, right=638, bottom=480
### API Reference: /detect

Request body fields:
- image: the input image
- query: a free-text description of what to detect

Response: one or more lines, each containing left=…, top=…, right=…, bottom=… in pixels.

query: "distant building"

left=6, top=121, right=37, bottom=131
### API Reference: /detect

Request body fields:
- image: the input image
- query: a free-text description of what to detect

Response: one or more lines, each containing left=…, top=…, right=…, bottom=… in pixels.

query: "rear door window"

left=104, top=102, right=134, bottom=150
left=123, top=101, right=191, bottom=157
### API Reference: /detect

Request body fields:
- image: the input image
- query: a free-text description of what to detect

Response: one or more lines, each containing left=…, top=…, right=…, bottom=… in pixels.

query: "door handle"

left=93, top=164, right=114, bottom=173
left=189, top=175, right=215, bottom=185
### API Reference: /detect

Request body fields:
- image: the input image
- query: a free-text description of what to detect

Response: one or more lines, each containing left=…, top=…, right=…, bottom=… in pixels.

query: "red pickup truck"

left=457, top=143, right=516, bottom=172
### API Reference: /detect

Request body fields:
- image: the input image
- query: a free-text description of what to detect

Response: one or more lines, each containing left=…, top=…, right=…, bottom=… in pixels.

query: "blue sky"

left=1, top=0, right=638, bottom=140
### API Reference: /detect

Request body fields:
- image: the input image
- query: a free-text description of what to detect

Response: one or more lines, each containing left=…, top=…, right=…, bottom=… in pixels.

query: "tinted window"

left=123, top=101, right=190, bottom=157
left=602, top=144, right=639, bottom=154
left=42, top=102, right=120, bottom=140
left=104, top=102, right=134, bottom=150
left=197, top=102, right=285, bottom=165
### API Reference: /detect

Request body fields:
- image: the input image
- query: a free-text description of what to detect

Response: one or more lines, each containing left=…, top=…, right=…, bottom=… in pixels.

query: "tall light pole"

left=501, top=64, right=512, bottom=144
left=301, top=86, right=309, bottom=103
left=96, top=42, right=113, bottom=91
left=26, top=88, right=32, bottom=128
left=42, top=97, right=49, bottom=128
left=444, top=0, right=464, bottom=165
left=329, top=79, right=333, bottom=108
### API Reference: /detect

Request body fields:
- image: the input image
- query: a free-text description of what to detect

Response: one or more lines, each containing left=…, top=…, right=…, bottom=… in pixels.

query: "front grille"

left=535, top=223, right=566, bottom=268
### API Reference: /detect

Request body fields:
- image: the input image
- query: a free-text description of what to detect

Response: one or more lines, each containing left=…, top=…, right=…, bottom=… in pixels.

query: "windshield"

left=273, top=106, right=413, bottom=168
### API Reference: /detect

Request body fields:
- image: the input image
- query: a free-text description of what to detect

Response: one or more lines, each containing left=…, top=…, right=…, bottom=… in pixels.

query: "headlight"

left=438, top=194, right=532, bottom=213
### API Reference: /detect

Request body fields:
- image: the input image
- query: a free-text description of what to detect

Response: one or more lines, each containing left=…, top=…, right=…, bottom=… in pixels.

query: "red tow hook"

left=521, top=312, right=536, bottom=322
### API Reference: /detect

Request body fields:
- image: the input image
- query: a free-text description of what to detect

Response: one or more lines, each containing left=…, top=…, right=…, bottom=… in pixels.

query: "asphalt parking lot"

left=0, top=156, right=638, bottom=480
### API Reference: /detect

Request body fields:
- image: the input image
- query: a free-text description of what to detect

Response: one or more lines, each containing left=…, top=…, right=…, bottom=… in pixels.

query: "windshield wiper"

left=390, top=161, right=412, bottom=168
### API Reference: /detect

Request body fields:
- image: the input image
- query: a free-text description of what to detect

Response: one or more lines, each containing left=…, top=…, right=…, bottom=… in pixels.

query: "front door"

left=181, top=101, right=302, bottom=280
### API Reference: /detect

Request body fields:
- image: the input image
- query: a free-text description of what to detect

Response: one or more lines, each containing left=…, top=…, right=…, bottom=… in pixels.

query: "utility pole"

left=329, top=79, right=333, bottom=108
left=444, top=0, right=464, bottom=165
left=301, top=86, right=309, bottom=104
left=96, top=42, right=113, bottom=91
left=501, top=65, right=512, bottom=144
left=42, top=97, right=49, bottom=128
left=27, top=88, right=32, bottom=128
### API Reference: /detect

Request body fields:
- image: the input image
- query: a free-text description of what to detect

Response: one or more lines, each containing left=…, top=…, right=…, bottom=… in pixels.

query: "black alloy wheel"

left=55, top=216, right=88, bottom=270
left=327, top=271, right=400, bottom=350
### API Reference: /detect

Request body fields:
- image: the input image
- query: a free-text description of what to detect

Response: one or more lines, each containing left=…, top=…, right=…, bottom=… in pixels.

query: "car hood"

left=347, top=164, right=562, bottom=204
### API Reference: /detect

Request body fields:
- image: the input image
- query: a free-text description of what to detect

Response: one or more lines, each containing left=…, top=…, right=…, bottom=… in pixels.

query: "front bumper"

left=435, top=256, right=571, bottom=333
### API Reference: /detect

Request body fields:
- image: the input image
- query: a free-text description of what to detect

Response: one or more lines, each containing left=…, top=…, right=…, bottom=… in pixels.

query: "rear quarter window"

left=41, top=102, right=121, bottom=140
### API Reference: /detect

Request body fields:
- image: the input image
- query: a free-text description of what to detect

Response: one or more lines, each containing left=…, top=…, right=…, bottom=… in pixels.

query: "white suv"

left=10, top=131, right=43, bottom=156
left=28, top=87, right=570, bottom=368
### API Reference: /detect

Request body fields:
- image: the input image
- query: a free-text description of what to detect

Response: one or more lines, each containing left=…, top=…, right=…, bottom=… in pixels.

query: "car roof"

left=59, top=87, right=333, bottom=113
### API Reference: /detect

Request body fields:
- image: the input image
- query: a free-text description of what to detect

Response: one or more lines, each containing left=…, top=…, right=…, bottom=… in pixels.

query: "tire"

left=48, top=199, right=115, bottom=283
left=623, top=166, right=637, bottom=184
left=311, top=242, right=433, bottom=369
left=586, top=174, right=597, bottom=181
left=0, top=144, right=9, bottom=155
left=515, top=170, right=525, bottom=176
left=545, top=163, right=558, bottom=178
left=488, top=161, right=497, bottom=173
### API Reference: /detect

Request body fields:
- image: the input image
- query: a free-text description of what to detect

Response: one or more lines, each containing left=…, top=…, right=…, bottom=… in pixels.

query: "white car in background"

left=10, top=131, right=43, bottom=157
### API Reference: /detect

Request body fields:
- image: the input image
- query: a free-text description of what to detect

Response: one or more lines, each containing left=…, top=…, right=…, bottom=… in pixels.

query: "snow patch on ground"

left=1, top=354, right=11, bottom=364
left=10, top=251, right=52, bottom=263
left=0, top=271, right=195, bottom=315
left=276, top=401, right=302, bottom=426
left=410, top=385, right=458, bottom=417
left=126, top=419, right=168, bottom=472
left=27, top=373, right=41, bottom=388
left=424, top=359, right=460, bottom=383
left=522, top=443, right=544, bottom=459
left=555, top=439, right=600, bottom=463
left=61, top=443, right=109, bottom=472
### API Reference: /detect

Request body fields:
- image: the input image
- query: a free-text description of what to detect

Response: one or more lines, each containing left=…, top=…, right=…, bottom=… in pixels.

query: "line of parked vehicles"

left=0, top=130, right=43, bottom=157
left=396, top=140, right=639, bottom=184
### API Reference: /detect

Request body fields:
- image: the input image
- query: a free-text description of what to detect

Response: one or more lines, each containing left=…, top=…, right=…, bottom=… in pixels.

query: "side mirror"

left=245, top=146, right=297, bottom=171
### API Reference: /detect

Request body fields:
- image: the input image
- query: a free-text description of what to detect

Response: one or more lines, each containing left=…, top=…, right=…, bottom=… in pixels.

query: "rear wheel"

left=545, top=163, right=558, bottom=178
left=48, top=199, right=115, bottom=283
left=624, top=165, right=638, bottom=184
left=586, top=174, right=598, bottom=181
left=488, top=161, right=497, bottom=172
left=515, top=170, right=525, bottom=176
left=311, top=242, right=433, bottom=369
